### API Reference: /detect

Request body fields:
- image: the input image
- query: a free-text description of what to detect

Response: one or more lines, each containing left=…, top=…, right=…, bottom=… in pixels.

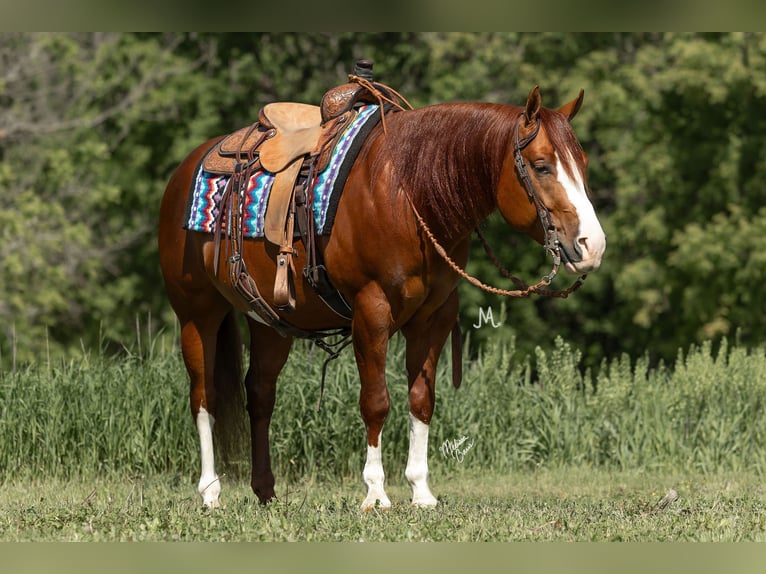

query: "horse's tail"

left=213, top=310, right=248, bottom=476
left=451, top=320, right=462, bottom=389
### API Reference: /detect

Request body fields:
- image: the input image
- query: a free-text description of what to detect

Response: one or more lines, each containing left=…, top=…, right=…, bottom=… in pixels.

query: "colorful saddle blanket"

left=184, top=104, right=380, bottom=237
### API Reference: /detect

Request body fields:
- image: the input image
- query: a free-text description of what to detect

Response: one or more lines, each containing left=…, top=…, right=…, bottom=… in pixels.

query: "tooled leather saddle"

left=207, top=60, right=410, bottom=339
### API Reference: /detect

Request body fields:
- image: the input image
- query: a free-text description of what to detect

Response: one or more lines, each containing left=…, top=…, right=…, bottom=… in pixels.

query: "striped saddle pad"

left=183, top=104, right=381, bottom=237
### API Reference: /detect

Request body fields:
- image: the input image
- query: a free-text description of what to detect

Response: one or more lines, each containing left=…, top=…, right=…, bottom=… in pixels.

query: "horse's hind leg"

left=401, top=291, right=459, bottom=508
left=177, top=302, right=235, bottom=508
left=244, top=318, right=293, bottom=504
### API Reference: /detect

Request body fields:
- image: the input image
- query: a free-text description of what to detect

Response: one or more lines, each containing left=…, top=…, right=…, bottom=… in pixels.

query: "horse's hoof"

left=256, top=493, right=277, bottom=506
left=411, top=496, right=438, bottom=509
left=360, top=496, right=392, bottom=512
left=200, top=480, right=222, bottom=509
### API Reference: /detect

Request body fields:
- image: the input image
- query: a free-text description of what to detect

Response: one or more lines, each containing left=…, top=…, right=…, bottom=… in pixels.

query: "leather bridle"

left=513, top=114, right=563, bottom=284
left=409, top=112, right=588, bottom=299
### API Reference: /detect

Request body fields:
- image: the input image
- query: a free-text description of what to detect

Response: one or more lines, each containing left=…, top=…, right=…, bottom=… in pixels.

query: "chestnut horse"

left=158, top=86, right=606, bottom=510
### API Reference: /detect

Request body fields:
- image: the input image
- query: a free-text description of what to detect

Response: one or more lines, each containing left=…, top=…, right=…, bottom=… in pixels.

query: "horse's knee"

left=359, top=387, right=390, bottom=429
left=408, top=384, right=434, bottom=424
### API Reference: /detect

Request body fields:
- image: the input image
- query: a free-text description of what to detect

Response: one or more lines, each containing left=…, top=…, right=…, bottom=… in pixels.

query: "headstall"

left=409, top=112, right=587, bottom=299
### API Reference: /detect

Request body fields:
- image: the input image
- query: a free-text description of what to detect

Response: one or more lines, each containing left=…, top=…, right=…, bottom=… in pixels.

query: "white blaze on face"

left=196, top=407, right=221, bottom=508
left=554, top=150, right=606, bottom=272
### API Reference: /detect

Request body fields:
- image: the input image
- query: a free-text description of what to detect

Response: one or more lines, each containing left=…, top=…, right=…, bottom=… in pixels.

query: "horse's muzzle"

left=561, top=235, right=605, bottom=274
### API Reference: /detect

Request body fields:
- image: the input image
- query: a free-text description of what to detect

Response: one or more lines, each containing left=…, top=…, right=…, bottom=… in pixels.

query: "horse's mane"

left=368, top=103, right=584, bottom=237
left=373, top=103, right=516, bottom=236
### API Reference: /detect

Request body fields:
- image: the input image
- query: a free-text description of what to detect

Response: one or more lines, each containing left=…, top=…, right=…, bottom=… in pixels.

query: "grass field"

left=1, top=332, right=766, bottom=541
left=2, top=468, right=765, bottom=541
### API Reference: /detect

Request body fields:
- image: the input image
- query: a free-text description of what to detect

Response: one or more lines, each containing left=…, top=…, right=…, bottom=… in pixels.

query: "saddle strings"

left=347, top=75, right=414, bottom=133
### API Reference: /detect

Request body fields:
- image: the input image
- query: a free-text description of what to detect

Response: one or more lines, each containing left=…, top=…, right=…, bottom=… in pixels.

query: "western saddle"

left=207, top=60, right=410, bottom=338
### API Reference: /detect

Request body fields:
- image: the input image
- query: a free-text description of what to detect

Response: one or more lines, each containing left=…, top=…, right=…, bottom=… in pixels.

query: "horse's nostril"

left=574, top=236, right=588, bottom=258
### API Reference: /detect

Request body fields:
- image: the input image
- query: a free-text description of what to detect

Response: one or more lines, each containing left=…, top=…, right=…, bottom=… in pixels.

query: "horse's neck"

left=399, top=103, right=516, bottom=241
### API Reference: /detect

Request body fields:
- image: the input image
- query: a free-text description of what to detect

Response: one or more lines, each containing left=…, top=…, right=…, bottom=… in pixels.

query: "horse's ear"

left=558, top=89, right=584, bottom=122
left=524, top=86, right=541, bottom=125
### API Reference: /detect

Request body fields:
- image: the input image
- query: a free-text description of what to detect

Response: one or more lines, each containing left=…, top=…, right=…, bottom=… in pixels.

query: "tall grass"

left=437, top=336, right=766, bottom=476
left=1, top=332, right=765, bottom=483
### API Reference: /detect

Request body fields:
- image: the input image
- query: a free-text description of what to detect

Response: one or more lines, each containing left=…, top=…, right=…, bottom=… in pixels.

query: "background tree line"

left=1, top=32, right=765, bottom=368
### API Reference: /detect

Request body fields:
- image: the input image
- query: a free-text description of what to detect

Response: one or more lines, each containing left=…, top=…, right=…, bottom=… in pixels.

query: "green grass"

left=2, top=468, right=765, bottom=541
left=2, top=334, right=766, bottom=541
left=2, top=334, right=766, bottom=481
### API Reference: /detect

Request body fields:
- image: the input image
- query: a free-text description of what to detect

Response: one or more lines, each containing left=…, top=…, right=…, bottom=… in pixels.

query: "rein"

left=408, top=112, right=587, bottom=299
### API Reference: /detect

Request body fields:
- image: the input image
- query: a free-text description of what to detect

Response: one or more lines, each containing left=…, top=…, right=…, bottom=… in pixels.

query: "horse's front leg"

left=353, top=284, right=393, bottom=511
left=401, top=291, right=459, bottom=508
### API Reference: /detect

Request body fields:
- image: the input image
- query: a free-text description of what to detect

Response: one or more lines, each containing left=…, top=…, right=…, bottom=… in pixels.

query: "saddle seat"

left=202, top=78, right=384, bottom=177
left=257, top=102, right=323, bottom=173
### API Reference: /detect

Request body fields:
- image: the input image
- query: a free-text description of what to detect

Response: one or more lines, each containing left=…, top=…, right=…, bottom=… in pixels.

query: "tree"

left=3, top=32, right=766, bottom=369
left=0, top=33, right=216, bottom=362
left=417, top=33, right=766, bottom=366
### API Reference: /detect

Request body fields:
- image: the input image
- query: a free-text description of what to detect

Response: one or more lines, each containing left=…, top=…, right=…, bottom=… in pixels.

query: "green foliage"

left=0, top=351, right=195, bottom=478
left=0, top=33, right=211, bottom=362
left=2, top=335, right=765, bottom=483
left=572, top=32, right=766, bottom=362
left=2, top=337, right=766, bottom=542
left=3, top=32, right=766, bottom=368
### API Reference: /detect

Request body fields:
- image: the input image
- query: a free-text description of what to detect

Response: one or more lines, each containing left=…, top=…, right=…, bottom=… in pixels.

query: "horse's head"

left=497, top=86, right=606, bottom=275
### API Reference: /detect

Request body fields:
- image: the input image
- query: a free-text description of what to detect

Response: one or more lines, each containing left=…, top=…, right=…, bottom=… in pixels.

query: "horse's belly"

left=201, top=237, right=350, bottom=332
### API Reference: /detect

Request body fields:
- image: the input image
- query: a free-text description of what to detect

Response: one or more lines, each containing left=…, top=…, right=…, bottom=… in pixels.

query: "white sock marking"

left=361, top=432, right=391, bottom=510
left=196, top=407, right=221, bottom=508
left=405, top=412, right=438, bottom=508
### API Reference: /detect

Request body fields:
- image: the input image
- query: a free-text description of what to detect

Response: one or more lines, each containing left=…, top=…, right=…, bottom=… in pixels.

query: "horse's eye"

left=533, top=161, right=551, bottom=175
